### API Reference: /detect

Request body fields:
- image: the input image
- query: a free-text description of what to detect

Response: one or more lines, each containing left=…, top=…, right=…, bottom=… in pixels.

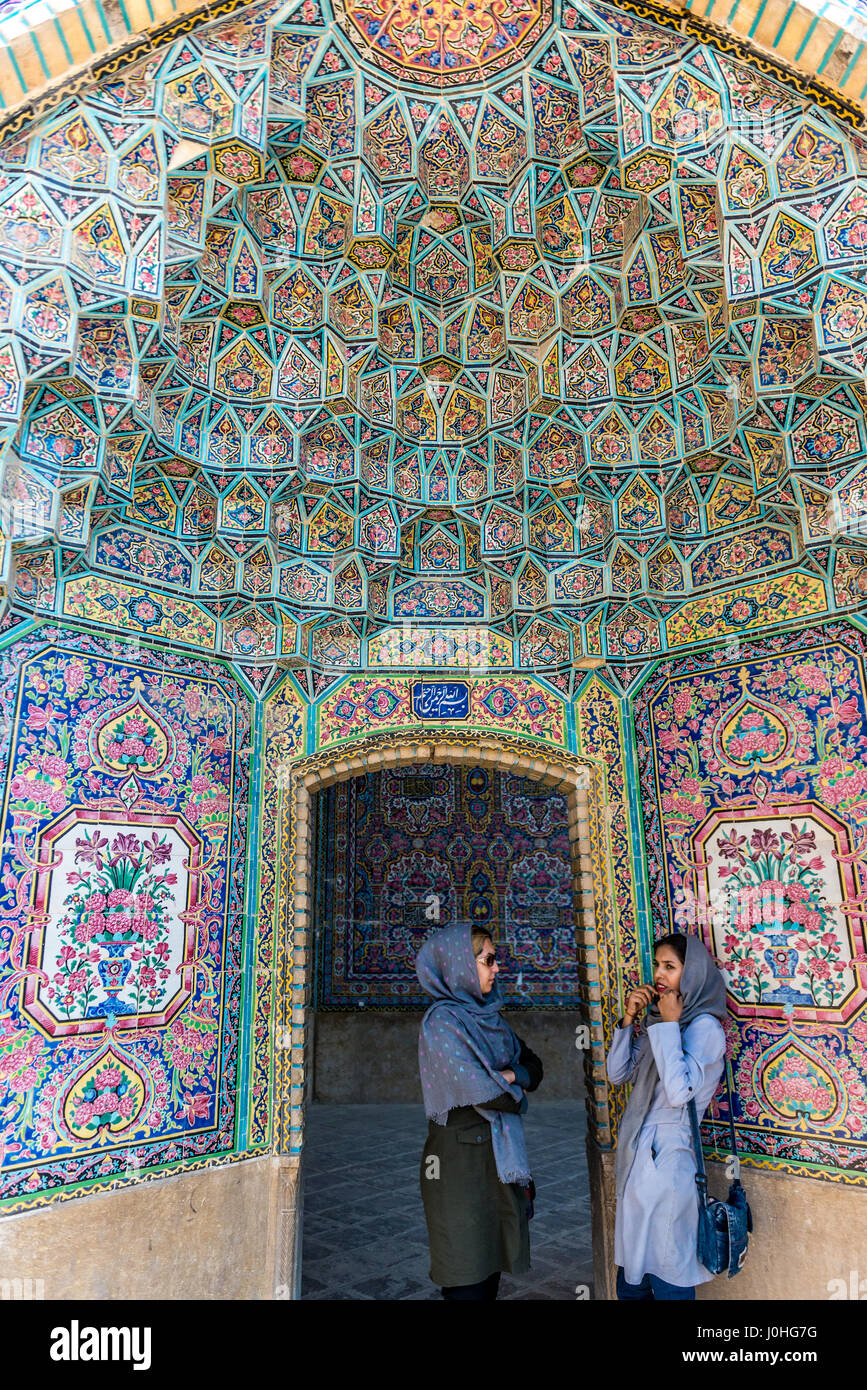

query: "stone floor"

left=299, top=1101, right=593, bottom=1300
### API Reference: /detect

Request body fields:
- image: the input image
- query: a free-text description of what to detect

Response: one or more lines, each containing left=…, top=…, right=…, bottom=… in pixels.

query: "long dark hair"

left=654, top=932, right=687, bottom=965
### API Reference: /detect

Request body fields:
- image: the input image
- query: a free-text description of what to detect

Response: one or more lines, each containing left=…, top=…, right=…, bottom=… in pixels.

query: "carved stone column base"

left=587, top=1134, right=616, bottom=1301
left=271, top=1156, right=303, bottom=1300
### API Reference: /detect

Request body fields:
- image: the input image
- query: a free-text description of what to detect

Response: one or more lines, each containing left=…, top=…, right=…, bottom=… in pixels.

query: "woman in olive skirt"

left=416, top=921, right=543, bottom=1301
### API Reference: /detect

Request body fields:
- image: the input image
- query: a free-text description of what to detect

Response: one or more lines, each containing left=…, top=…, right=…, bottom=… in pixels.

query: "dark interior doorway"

left=299, top=761, right=592, bottom=1300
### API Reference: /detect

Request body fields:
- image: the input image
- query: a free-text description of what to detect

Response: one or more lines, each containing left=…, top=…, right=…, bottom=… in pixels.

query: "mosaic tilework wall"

left=316, top=673, right=566, bottom=748
left=0, top=0, right=863, bottom=1198
left=0, top=625, right=255, bottom=1212
left=635, top=619, right=867, bottom=1184
left=313, top=764, right=577, bottom=1009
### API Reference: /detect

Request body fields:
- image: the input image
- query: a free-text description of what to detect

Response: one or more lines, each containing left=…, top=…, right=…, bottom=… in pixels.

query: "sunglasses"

left=476, top=952, right=497, bottom=968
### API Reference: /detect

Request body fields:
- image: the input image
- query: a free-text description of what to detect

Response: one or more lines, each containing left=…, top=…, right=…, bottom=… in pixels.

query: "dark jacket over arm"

left=511, top=1035, right=543, bottom=1093
left=476, top=1091, right=523, bottom=1114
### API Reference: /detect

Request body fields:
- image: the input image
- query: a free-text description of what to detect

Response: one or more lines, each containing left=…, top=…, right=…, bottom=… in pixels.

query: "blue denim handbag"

left=687, top=1063, right=753, bottom=1279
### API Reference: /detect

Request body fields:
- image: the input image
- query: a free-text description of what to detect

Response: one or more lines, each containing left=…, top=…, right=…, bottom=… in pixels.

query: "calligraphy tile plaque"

left=412, top=680, right=470, bottom=719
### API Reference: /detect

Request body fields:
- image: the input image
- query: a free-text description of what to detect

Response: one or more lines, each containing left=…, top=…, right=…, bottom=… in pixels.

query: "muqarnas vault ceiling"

left=0, top=0, right=867, bottom=695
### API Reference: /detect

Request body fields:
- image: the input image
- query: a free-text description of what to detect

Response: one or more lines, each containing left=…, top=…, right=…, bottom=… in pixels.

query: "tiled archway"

left=269, top=732, right=614, bottom=1300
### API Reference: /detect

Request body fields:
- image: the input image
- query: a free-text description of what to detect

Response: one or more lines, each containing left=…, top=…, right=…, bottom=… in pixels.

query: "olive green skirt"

left=420, top=1105, right=530, bottom=1287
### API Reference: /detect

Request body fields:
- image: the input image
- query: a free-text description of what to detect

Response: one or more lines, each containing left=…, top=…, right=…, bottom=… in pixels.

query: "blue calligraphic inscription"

left=412, top=681, right=470, bottom=720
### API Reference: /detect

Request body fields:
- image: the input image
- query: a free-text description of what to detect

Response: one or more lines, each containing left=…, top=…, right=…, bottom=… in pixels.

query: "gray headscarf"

left=416, top=922, right=532, bottom=1185
left=614, top=934, right=727, bottom=1202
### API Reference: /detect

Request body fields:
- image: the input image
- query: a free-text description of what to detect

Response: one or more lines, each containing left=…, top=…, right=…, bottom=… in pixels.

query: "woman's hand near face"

left=658, top=989, right=683, bottom=1023
left=500, top=1069, right=516, bottom=1085
left=623, top=985, right=656, bottom=1026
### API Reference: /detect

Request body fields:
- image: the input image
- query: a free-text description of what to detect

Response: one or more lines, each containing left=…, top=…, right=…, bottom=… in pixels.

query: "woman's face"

left=654, top=943, right=684, bottom=997
left=475, top=937, right=499, bottom=995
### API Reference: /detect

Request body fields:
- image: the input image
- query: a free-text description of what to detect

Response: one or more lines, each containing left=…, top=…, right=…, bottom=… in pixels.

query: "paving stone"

left=314, top=1222, right=388, bottom=1252
left=352, top=1266, right=434, bottom=1300
left=304, top=1288, right=375, bottom=1301
left=351, top=1210, right=423, bottom=1240
left=300, top=1271, right=330, bottom=1296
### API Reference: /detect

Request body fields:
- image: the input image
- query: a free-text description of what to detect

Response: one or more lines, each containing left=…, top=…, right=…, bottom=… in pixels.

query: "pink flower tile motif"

left=0, top=630, right=251, bottom=1211
left=635, top=624, right=867, bottom=1180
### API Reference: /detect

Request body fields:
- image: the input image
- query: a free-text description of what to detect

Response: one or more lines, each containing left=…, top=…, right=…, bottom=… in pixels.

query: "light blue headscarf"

left=416, top=921, right=532, bottom=1186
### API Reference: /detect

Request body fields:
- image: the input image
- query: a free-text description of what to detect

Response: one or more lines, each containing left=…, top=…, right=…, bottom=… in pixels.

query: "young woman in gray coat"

left=416, top=921, right=543, bottom=1301
left=607, top=932, right=727, bottom=1300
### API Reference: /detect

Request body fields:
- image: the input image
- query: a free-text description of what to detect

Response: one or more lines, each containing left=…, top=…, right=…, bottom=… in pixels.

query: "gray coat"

left=607, top=1017, right=726, bottom=1287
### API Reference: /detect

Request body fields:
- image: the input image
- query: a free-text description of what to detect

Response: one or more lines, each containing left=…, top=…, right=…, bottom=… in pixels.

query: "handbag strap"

left=687, top=1096, right=709, bottom=1207
left=721, top=1056, right=741, bottom=1179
